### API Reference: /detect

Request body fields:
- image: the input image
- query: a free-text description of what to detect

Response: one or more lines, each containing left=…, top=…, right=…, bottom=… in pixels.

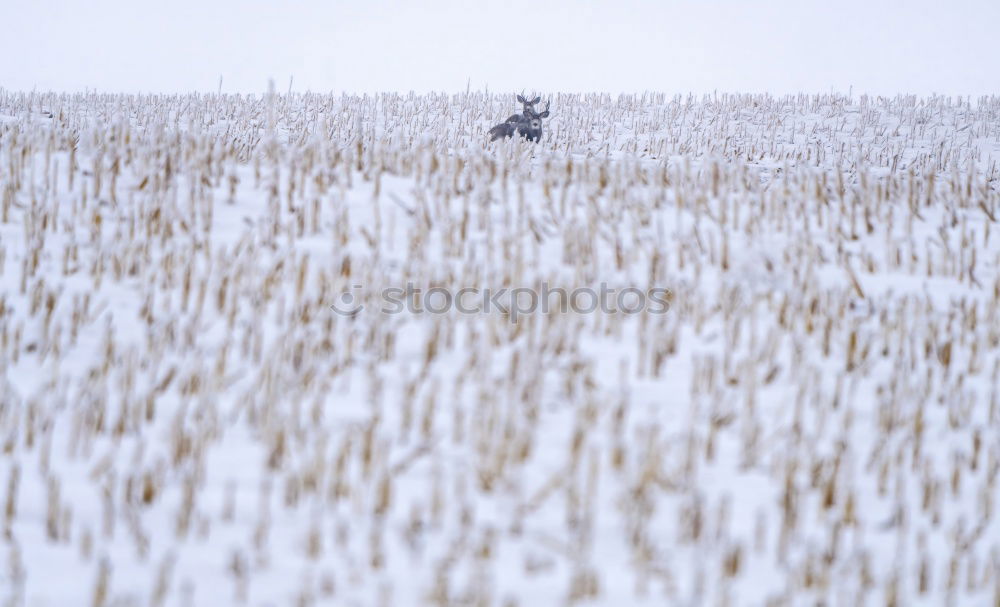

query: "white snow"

left=0, top=89, right=999, bottom=606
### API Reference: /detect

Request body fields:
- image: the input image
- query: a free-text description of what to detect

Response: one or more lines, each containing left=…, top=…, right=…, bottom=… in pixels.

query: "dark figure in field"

left=505, top=95, right=541, bottom=124
left=489, top=96, right=551, bottom=143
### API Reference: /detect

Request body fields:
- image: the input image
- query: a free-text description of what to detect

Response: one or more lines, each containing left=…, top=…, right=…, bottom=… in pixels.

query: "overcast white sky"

left=3, top=0, right=998, bottom=95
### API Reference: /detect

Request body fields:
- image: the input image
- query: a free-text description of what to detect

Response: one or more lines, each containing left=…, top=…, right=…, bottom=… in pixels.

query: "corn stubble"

left=0, top=90, right=999, bottom=606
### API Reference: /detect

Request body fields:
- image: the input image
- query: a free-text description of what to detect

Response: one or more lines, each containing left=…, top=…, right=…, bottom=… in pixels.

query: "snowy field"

left=1, top=89, right=999, bottom=606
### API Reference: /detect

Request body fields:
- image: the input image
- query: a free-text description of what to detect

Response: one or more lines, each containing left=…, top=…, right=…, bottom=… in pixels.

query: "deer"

left=505, top=95, right=541, bottom=124
left=489, top=97, right=550, bottom=143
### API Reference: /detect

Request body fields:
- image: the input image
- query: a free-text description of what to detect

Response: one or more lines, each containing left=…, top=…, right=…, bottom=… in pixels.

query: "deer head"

left=517, top=100, right=550, bottom=142
left=507, top=94, right=542, bottom=123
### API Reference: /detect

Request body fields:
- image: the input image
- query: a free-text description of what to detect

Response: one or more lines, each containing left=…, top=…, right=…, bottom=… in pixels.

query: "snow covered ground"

left=1, top=89, right=999, bottom=606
